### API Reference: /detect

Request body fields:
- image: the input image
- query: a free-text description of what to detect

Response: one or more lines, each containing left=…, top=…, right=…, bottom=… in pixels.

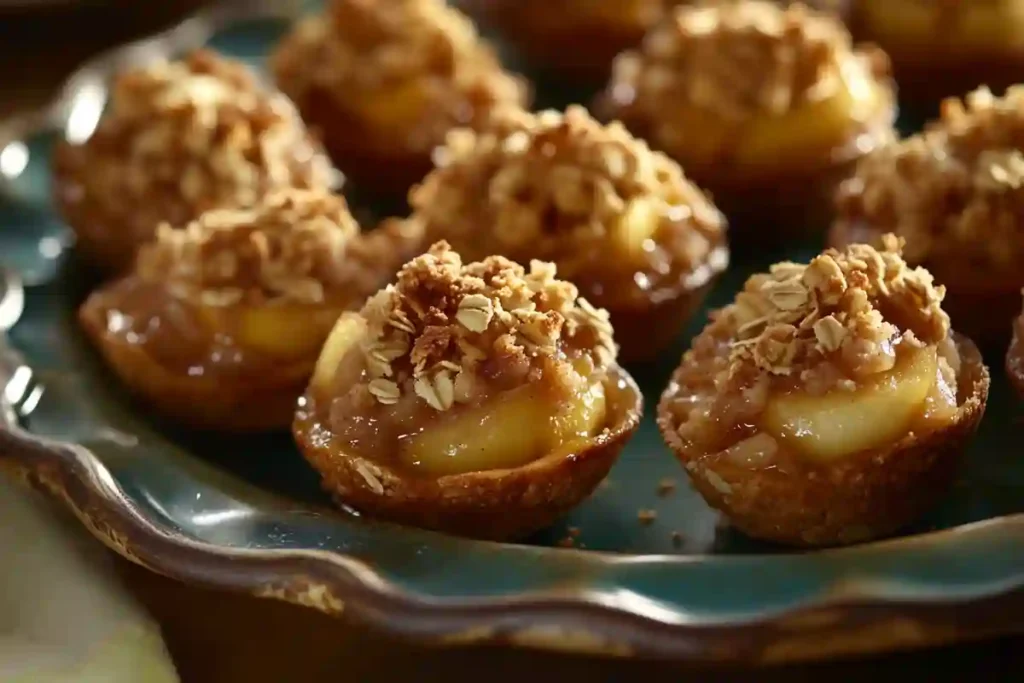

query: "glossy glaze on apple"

left=79, top=189, right=417, bottom=432
left=52, top=50, right=334, bottom=275
left=599, top=1, right=896, bottom=243
left=833, top=86, right=1024, bottom=347
left=657, top=236, right=989, bottom=546
left=270, top=0, right=529, bottom=201
left=407, top=106, right=729, bottom=361
left=294, top=241, right=643, bottom=539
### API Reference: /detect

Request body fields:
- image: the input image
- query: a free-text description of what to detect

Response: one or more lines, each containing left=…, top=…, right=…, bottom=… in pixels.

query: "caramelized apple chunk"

left=294, top=241, right=642, bottom=539
left=657, top=235, right=988, bottom=546
left=409, top=105, right=728, bottom=361
left=601, top=1, right=895, bottom=243
left=78, top=188, right=413, bottom=432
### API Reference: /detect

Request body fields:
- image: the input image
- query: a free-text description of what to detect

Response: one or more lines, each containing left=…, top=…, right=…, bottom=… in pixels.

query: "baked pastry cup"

left=79, top=189, right=420, bottom=433
left=270, top=0, right=529, bottom=204
left=598, top=1, right=895, bottom=246
left=657, top=236, right=989, bottom=547
left=406, top=105, right=729, bottom=363
left=293, top=241, right=643, bottom=540
left=832, top=86, right=1024, bottom=349
left=850, top=1, right=1024, bottom=107
left=52, top=50, right=334, bottom=275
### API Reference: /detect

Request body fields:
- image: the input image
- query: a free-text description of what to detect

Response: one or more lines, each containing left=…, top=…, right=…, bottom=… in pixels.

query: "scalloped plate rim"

left=2, top=420, right=1023, bottom=662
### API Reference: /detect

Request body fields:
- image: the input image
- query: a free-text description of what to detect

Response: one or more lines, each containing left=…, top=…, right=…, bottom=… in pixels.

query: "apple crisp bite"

left=295, top=241, right=642, bottom=539
left=658, top=237, right=989, bottom=546
left=411, top=105, right=728, bottom=360
left=53, top=50, right=334, bottom=274
left=79, top=189, right=413, bottom=432
left=833, top=86, right=1024, bottom=344
left=306, top=241, right=618, bottom=474
left=600, top=0, right=894, bottom=242
left=270, top=0, right=528, bottom=201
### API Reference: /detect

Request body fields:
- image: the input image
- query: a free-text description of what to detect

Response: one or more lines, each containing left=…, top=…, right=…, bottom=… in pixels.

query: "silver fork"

left=0, top=264, right=43, bottom=426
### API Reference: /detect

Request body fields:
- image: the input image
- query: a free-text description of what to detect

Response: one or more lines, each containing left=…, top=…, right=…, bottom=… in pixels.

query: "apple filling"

left=665, top=236, right=960, bottom=467
left=303, top=242, right=620, bottom=477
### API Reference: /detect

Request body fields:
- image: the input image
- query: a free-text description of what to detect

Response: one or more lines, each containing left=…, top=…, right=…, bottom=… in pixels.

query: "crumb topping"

left=355, top=242, right=617, bottom=410
left=271, top=0, right=525, bottom=120
left=79, top=50, right=332, bottom=218
left=136, top=189, right=361, bottom=306
left=724, top=235, right=949, bottom=380
left=838, top=86, right=1024, bottom=271
left=610, top=1, right=868, bottom=121
left=412, top=105, right=725, bottom=278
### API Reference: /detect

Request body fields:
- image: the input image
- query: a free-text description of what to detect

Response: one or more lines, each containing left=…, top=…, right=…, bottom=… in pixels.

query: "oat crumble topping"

left=724, top=235, right=950, bottom=380
left=272, top=0, right=525, bottom=122
left=354, top=241, right=618, bottom=410
left=136, top=189, right=361, bottom=307
left=74, top=50, right=332, bottom=218
left=412, top=105, right=724, bottom=278
left=837, top=86, right=1024, bottom=271
left=609, top=1, right=874, bottom=121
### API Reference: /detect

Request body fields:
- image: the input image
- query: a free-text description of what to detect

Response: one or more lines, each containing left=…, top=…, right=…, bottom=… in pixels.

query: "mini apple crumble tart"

left=833, top=86, right=1024, bottom=347
left=270, top=0, right=529, bottom=203
left=293, top=241, right=643, bottom=540
left=657, top=237, right=989, bottom=547
left=79, top=189, right=419, bottom=433
left=52, top=50, right=334, bottom=275
left=409, top=105, right=729, bottom=362
left=599, top=1, right=895, bottom=244
left=850, top=0, right=1024, bottom=105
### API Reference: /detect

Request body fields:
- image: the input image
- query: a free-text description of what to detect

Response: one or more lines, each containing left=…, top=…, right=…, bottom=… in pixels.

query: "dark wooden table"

left=1, top=3, right=1021, bottom=680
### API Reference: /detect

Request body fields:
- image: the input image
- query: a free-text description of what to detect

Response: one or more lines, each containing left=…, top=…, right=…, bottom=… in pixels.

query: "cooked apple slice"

left=762, top=346, right=937, bottom=462
left=610, top=197, right=660, bottom=259
left=402, top=382, right=607, bottom=476
left=312, top=313, right=367, bottom=392
left=237, top=305, right=341, bottom=358
left=736, top=80, right=870, bottom=168
left=357, top=80, right=428, bottom=133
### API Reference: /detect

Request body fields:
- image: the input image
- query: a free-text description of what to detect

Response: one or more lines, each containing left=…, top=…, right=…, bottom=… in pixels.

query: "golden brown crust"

left=52, top=50, right=334, bottom=274
left=270, top=0, right=528, bottom=200
left=78, top=292, right=314, bottom=432
left=657, top=334, right=989, bottom=546
left=294, top=365, right=642, bottom=540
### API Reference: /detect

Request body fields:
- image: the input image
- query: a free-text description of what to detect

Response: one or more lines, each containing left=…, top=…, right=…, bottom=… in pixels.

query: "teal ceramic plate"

left=0, top=4, right=1022, bottom=663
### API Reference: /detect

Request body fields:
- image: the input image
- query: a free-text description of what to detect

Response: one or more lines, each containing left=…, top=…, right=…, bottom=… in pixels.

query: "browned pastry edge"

left=828, top=219, right=1023, bottom=350
left=657, top=334, right=989, bottom=547
left=78, top=292, right=314, bottom=433
left=294, top=365, right=643, bottom=541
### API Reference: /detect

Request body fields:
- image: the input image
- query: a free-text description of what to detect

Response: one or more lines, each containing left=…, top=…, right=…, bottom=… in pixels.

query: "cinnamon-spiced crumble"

left=412, top=105, right=727, bottom=306
left=53, top=50, right=334, bottom=272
